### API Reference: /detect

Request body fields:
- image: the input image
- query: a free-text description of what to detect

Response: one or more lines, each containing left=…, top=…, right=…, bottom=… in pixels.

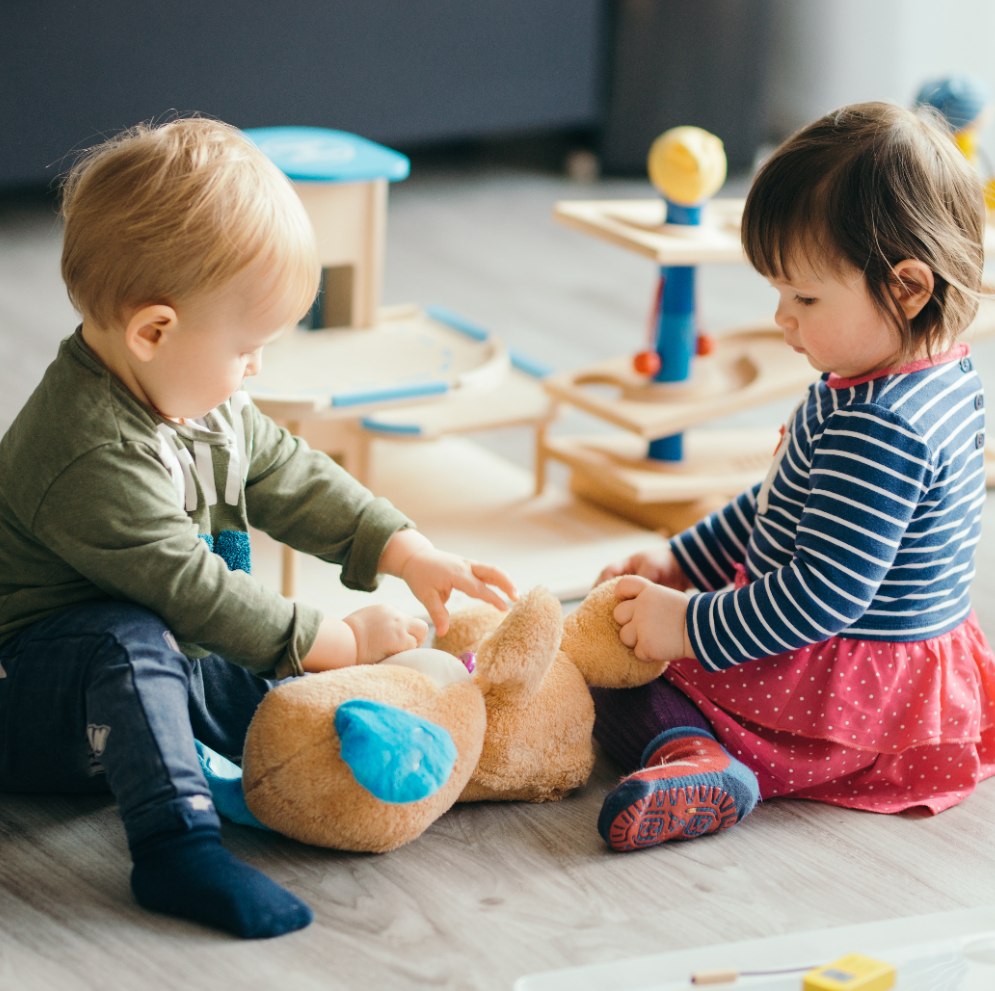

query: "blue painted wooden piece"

left=243, top=127, right=410, bottom=183
left=647, top=199, right=702, bottom=462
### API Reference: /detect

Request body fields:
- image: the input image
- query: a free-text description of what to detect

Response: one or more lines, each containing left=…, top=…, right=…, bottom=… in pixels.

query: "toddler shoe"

left=598, top=726, right=759, bottom=851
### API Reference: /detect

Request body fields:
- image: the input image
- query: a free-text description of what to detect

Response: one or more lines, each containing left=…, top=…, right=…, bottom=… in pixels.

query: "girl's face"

left=768, top=262, right=904, bottom=379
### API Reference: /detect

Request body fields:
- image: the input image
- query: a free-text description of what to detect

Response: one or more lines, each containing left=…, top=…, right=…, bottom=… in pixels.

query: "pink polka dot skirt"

left=665, top=611, right=995, bottom=814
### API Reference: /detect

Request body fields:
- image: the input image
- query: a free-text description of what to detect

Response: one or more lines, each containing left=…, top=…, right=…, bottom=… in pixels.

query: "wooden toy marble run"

left=543, top=127, right=995, bottom=533
left=242, top=128, right=555, bottom=595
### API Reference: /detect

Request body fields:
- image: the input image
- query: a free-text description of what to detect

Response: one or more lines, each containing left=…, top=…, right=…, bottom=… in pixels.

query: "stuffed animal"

left=217, top=578, right=666, bottom=852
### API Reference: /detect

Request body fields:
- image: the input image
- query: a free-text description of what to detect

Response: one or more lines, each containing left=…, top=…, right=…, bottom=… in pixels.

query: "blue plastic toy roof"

left=243, top=127, right=410, bottom=183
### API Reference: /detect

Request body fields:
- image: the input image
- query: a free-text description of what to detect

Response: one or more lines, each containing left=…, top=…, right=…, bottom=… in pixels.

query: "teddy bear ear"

left=561, top=577, right=668, bottom=688
left=433, top=602, right=505, bottom=658
left=474, top=587, right=562, bottom=701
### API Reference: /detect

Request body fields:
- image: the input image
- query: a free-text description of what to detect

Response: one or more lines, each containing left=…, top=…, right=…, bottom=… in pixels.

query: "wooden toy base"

left=543, top=427, right=776, bottom=496
left=542, top=428, right=776, bottom=534
left=549, top=432, right=995, bottom=534
left=249, top=304, right=555, bottom=594
left=542, top=327, right=817, bottom=439
left=250, top=436, right=667, bottom=618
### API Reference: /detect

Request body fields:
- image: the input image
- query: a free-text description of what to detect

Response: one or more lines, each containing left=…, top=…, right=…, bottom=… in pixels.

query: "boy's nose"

left=245, top=353, right=262, bottom=377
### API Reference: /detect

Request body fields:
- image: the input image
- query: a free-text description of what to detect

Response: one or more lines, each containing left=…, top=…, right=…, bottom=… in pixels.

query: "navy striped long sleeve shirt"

left=672, top=347, right=987, bottom=671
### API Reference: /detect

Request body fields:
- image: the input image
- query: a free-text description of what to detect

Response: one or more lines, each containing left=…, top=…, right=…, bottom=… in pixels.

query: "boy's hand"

left=614, top=575, right=694, bottom=665
left=303, top=607, right=427, bottom=671
left=344, top=604, right=428, bottom=665
left=378, top=530, right=517, bottom=637
left=596, top=545, right=692, bottom=590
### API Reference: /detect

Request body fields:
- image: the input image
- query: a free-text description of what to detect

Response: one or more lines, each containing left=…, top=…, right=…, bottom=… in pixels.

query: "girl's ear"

left=890, top=259, right=935, bottom=320
left=124, top=304, right=178, bottom=362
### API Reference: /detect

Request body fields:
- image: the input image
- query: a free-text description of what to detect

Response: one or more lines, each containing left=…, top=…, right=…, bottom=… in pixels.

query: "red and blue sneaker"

left=598, top=726, right=759, bottom=851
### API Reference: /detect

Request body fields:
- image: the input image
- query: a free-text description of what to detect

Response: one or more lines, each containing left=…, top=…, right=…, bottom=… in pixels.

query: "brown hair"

left=61, top=117, right=319, bottom=329
left=742, top=102, right=985, bottom=360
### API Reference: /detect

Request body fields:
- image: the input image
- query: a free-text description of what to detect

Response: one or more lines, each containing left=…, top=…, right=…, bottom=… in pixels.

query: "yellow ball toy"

left=647, top=126, right=727, bottom=207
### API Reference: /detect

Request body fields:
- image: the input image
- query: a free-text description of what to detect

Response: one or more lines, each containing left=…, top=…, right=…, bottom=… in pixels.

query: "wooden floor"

left=2, top=166, right=995, bottom=989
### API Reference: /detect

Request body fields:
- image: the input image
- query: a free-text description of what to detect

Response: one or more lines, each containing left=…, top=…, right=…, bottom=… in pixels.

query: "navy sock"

left=130, top=828, right=313, bottom=939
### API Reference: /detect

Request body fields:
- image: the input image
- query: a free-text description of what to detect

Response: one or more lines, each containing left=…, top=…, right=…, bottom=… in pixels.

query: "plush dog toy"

left=205, top=578, right=665, bottom=852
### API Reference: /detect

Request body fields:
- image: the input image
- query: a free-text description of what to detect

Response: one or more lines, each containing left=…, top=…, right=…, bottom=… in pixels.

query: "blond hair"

left=743, top=102, right=985, bottom=361
left=61, top=117, right=319, bottom=329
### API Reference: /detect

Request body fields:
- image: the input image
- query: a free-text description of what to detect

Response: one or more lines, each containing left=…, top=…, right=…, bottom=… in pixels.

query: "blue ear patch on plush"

left=194, top=740, right=271, bottom=830
left=335, top=700, right=457, bottom=804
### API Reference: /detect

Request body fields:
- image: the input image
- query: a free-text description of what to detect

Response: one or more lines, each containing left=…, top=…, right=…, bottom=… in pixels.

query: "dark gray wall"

left=1, top=1, right=605, bottom=187
left=601, top=0, right=774, bottom=174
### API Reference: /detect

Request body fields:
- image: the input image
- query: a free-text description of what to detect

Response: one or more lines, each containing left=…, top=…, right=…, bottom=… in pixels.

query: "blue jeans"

left=0, top=602, right=278, bottom=848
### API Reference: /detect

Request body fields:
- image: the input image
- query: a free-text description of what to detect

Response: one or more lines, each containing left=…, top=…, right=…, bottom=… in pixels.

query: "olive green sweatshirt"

left=0, top=329, right=413, bottom=679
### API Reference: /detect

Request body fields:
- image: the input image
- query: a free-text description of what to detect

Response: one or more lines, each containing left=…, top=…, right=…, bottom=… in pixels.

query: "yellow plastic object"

left=803, top=953, right=895, bottom=991
left=647, top=126, right=727, bottom=206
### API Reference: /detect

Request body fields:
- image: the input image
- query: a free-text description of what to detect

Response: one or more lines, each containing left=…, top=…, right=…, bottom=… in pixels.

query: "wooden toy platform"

left=554, top=196, right=995, bottom=273
left=553, top=197, right=747, bottom=264
left=248, top=304, right=516, bottom=420
left=542, top=326, right=816, bottom=440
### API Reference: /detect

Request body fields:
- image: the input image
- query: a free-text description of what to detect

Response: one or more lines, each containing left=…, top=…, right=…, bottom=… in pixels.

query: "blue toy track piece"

left=243, top=127, right=410, bottom=183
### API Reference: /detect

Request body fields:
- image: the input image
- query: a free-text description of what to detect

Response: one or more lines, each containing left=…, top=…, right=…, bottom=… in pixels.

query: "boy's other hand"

left=401, top=549, right=516, bottom=638
left=379, top=530, right=517, bottom=638
left=596, top=545, right=692, bottom=590
left=613, top=575, right=693, bottom=665
left=344, top=605, right=428, bottom=666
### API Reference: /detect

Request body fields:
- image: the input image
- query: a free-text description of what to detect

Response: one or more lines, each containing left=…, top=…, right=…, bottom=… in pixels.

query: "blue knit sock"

left=130, top=828, right=313, bottom=938
left=598, top=726, right=760, bottom=851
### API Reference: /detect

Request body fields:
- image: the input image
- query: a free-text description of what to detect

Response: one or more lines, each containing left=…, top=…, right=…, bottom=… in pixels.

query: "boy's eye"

left=794, top=294, right=816, bottom=306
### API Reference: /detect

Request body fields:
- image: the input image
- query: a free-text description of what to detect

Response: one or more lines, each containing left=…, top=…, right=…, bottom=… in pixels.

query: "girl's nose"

left=245, top=352, right=263, bottom=377
left=774, top=302, right=795, bottom=331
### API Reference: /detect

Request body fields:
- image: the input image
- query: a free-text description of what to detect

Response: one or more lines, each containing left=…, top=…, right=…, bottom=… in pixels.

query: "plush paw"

left=562, top=577, right=669, bottom=688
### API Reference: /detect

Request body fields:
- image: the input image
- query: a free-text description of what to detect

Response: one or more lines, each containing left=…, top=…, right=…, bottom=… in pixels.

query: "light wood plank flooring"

left=2, top=167, right=995, bottom=990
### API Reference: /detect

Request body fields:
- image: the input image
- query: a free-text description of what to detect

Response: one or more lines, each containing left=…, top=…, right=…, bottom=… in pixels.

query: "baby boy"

left=0, top=119, right=516, bottom=938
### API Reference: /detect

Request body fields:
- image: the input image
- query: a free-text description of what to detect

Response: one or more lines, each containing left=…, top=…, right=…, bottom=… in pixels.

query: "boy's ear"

left=890, top=260, right=935, bottom=320
left=124, top=304, right=178, bottom=362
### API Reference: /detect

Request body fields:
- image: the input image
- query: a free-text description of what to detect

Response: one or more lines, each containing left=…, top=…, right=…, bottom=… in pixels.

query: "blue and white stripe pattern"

left=673, top=350, right=987, bottom=670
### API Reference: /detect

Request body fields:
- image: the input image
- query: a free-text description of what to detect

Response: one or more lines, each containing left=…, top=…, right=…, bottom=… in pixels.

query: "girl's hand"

left=596, top=545, right=693, bottom=590
left=613, top=575, right=694, bottom=665
left=378, top=529, right=517, bottom=637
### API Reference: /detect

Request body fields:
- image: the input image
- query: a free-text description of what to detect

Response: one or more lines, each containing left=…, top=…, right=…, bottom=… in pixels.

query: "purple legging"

left=590, top=678, right=712, bottom=773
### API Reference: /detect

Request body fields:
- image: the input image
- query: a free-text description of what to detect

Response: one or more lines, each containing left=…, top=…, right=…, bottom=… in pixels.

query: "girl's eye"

left=794, top=295, right=816, bottom=306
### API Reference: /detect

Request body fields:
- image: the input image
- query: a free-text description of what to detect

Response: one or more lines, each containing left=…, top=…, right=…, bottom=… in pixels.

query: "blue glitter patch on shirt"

left=216, top=530, right=251, bottom=574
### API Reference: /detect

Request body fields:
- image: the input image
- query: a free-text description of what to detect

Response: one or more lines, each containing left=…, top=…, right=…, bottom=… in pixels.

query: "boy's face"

left=137, top=256, right=301, bottom=419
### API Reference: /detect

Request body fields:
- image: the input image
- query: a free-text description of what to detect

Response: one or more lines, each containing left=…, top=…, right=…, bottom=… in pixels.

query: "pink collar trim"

left=826, top=343, right=969, bottom=390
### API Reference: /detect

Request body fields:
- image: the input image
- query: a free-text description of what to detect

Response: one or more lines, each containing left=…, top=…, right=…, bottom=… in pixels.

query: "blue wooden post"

left=647, top=200, right=702, bottom=462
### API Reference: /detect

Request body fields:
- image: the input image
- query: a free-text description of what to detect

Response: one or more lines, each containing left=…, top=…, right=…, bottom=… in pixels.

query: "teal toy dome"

left=243, top=127, right=410, bottom=183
